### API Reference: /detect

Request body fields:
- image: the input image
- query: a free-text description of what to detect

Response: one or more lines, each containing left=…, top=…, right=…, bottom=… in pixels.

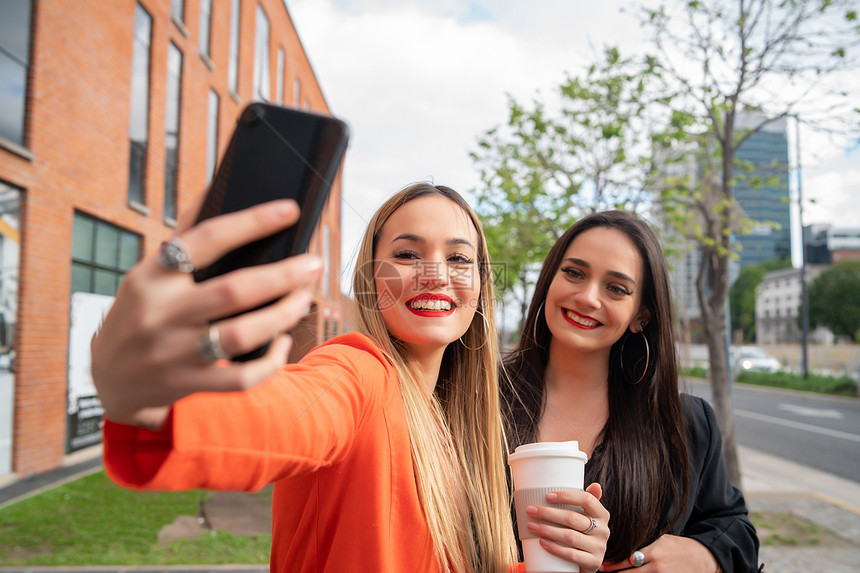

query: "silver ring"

left=582, top=516, right=597, bottom=535
left=196, top=324, right=229, bottom=363
left=159, top=238, right=195, bottom=273
left=629, top=550, right=646, bottom=567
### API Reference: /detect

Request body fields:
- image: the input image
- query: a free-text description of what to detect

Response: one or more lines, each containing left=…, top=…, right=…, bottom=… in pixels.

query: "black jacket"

left=673, top=394, right=761, bottom=573
left=509, top=394, right=762, bottom=572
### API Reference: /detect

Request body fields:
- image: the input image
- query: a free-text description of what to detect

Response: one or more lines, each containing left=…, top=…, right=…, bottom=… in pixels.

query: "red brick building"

left=0, top=0, right=346, bottom=481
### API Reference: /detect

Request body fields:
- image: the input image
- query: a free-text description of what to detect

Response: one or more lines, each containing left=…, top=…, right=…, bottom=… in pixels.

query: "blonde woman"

left=92, top=183, right=609, bottom=572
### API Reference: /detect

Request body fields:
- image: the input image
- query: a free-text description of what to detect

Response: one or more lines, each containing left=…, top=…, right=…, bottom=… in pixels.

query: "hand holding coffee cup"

left=509, top=441, right=605, bottom=573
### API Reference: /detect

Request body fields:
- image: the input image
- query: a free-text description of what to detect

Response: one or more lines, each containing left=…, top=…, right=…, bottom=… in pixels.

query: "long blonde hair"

left=352, top=183, right=516, bottom=572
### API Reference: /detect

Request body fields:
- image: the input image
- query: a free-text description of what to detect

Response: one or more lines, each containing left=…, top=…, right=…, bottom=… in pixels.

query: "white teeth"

left=409, top=299, right=453, bottom=311
left=564, top=309, right=598, bottom=327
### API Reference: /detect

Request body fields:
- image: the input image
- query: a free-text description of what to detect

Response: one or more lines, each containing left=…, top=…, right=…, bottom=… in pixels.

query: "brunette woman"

left=502, top=210, right=760, bottom=572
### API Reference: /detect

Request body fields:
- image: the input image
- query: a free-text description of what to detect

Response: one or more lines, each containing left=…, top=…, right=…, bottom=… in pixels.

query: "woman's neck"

left=540, top=337, right=611, bottom=453
left=405, top=343, right=447, bottom=397
left=545, top=337, right=610, bottom=397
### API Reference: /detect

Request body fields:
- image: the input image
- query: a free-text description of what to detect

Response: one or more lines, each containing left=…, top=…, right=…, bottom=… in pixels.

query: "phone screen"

left=191, top=102, right=349, bottom=360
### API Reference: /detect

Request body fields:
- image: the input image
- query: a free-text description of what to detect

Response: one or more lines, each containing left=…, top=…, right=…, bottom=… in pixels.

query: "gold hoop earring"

left=620, top=329, right=650, bottom=385
left=459, top=309, right=489, bottom=351
left=532, top=301, right=545, bottom=344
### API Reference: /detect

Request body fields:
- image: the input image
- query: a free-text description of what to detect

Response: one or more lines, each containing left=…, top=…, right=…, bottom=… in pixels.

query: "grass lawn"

left=682, top=366, right=858, bottom=396
left=0, top=471, right=271, bottom=567
left=2, top=469, right=853, bottom=565
left=751, top=510, right=855, bottom=547
left=736, top=370, right=857, bottom=396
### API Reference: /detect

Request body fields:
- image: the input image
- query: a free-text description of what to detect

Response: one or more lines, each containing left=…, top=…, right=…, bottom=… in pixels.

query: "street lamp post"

left=794, top=115, right=810, bottom=378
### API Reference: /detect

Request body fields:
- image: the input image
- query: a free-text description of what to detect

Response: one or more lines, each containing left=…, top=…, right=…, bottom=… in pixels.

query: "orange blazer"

left=104, top=332, right=439, bottom=571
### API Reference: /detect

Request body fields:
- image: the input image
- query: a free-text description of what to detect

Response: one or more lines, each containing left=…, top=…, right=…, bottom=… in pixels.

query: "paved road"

left=685, top=379, right=860, bottom=485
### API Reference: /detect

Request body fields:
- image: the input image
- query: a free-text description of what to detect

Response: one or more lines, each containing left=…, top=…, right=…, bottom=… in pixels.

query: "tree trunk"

left=520, top=268, right=529, bottom=332
left=697, top=230, right=744, bottom=489
left=704, top=314, right=744, bottom=489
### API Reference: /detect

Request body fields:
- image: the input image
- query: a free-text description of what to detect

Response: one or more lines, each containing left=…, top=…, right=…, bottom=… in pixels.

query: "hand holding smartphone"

left=192, top=102, right=349, bottom=360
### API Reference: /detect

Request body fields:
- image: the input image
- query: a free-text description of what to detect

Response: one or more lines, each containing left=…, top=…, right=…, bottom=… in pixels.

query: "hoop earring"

left=532, top=301, right=545, bottom=344
left=620, top=329, right=650, bottom=385
left=459, top=309, right=489, bottom=351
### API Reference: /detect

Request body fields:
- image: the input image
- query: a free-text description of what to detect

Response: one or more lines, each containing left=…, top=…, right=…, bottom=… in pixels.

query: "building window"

left=293, top=78, right=301, bottom=108
left=127, top=3, right=152, bottom=207
left=253, top=5, right=270, bottom=102
left=198, top=0, right=212, bottom=59
left=206, top=89, right=219, bottom=184
left=322, top=224, right=330, bottom=297
left=228, top=0, right=240, bottom=94
left=0, top=182, right=21, bottom=358
left=164, top=42, right=183, bottom=223
left=171, top=0, right=184, bottom=23
left=0, top=0, right=32, bottom=147
left=71, top=213, right=141, bottom=296
left=276, top=47, right=285, bottom=103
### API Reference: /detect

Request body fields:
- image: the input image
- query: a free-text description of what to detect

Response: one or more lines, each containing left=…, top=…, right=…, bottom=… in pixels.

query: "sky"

left=287, top=0, right=860, bottom=290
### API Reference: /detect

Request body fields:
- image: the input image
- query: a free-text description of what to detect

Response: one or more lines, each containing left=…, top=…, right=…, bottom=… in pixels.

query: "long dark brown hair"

left=501, top=210, right=690, bottom=562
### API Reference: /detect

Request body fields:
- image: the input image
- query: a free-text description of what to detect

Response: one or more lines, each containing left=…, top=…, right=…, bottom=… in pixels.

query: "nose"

left=415, top=260, right=450, bottom=289
left=574, top=279, right=601, bottom=309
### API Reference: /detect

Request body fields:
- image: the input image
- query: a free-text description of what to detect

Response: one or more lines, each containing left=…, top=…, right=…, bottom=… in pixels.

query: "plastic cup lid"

left=507, top=440, right=588, bottom=464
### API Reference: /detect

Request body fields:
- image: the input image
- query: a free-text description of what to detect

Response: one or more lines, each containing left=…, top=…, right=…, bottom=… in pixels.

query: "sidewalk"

left=2, top=444, right=860, bottom=572
left=741, top=445, right=860, bottom=572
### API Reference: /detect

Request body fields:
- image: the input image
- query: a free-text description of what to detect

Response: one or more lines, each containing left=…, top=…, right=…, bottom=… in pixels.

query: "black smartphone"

left=192, top=102, right=349, bottom=360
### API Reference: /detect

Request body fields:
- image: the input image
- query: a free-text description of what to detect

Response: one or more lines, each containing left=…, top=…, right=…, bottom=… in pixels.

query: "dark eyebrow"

left=564, top=257, right=637, bottom=285
left=392, top=233, right=475, bottom=249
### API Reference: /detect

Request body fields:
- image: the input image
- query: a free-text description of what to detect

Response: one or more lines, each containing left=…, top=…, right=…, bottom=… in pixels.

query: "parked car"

left=734, top=346, right=781, bottom=373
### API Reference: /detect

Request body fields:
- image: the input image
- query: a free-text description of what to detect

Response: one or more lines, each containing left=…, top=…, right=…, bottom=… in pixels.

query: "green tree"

left=808, top=260, right=860, bottom=340
left=470, top=0, right=859, bottom=488
left=729, top=258, right=791, bottom=342
left=471, top=47, right=654, bottom=328
left=644, top=0, right=859, bottom=487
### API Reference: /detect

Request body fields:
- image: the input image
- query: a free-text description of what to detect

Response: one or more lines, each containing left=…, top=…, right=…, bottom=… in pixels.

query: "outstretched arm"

left=91, top=199, right=322, bottom=429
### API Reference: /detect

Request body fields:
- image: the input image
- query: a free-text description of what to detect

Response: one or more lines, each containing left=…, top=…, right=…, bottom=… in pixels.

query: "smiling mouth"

left=406, top=294, right=456, bottom=314
left=563, top=308, right=601, bottom=328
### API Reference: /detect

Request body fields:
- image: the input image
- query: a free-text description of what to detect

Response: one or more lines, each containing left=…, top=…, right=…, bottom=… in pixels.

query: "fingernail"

left=274, top=199, right=298, bottom=216
left=527, top=522, right=539, bottom=531
left=305, top=256, right=323, bottom=273
left=276, top=334, right=293, bottom=359
left=546, top=492, right=558, bottom=501
left=298, top=290, right=313, bottom=311
left=526, top=505, right=538, bottom=515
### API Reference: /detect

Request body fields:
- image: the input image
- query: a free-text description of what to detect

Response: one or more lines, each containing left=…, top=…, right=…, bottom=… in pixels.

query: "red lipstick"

left=561, top=308, right=601, bottom=329
left=406, top=293, right=456, bottom=317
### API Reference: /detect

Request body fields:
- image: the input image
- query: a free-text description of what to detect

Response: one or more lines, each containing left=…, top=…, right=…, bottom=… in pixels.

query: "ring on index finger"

left=582, top=516, right=597, bottom=535
left=196, top=324, right=230, bottom=363
left=159, top=237, right=196, bottom=273
left=629, top=550, right=646, bottom=567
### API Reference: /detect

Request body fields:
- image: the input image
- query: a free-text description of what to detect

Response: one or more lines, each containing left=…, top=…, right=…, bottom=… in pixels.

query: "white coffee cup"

left=508, top=441, right=588, bottom=573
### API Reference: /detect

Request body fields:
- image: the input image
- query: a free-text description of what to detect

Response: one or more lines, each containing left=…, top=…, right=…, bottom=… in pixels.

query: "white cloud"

left=287, top=0, right=859, bottom=291
left=291, top=0, right=612, bottom=289
left=803, top=147, right=860, bottom=227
